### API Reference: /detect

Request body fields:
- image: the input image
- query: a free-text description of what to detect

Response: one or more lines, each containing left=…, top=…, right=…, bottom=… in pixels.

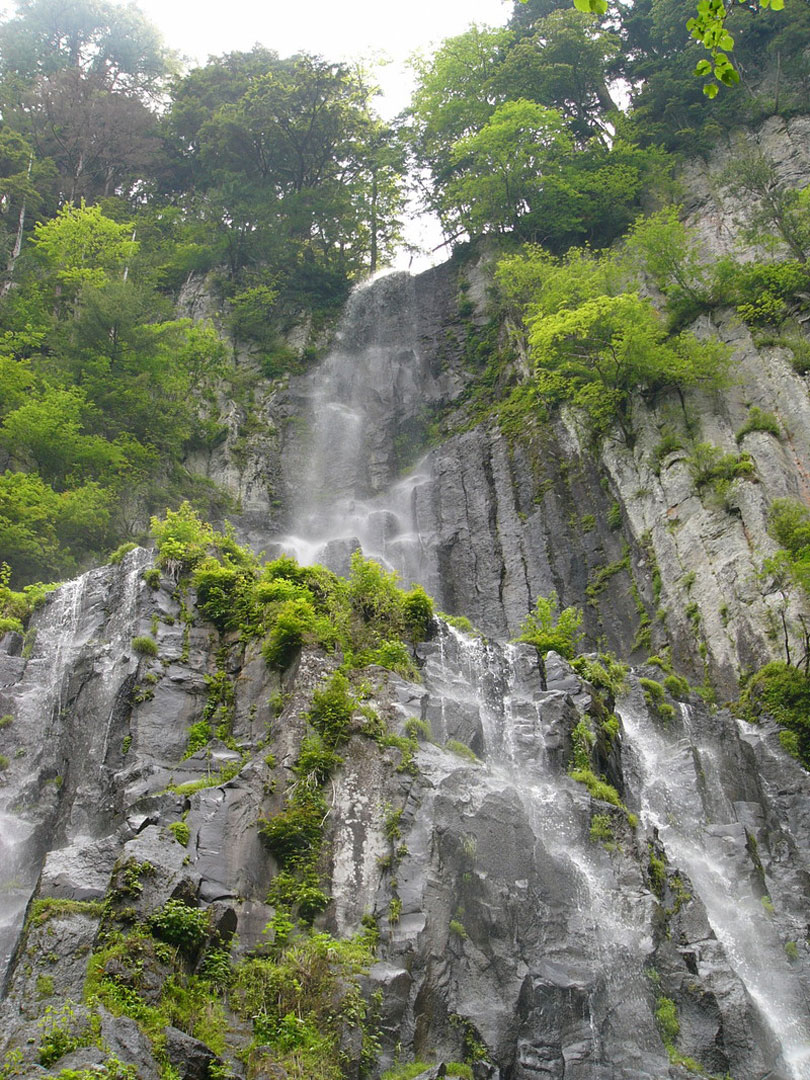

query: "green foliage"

left=569, top=767, right=622, bottom=806
left=308, top=672, right=355, bottom=746
left=663, top=674, right=691, bottom=700
left=516, top=591, right=584, bottom=659
left=185, top=720, right=212, bottom=756
left=715, top=257, right=809, bottom=326
left=765, top=497, right=810, bottom=602
left=131, top=635, right=158, bottom=658
left=497, top=243, right=729, bottom=443
left=589, top=813, right=614, bottom=845
left=445, top=739, right=479, bottom=763
left=108, top=542, right=137, bottom=565
left=571, top=718, right=595, bottom=771
left=147, top=899, right=210, bottom=955
left=151, top=503, right=215, bottom=573
left=405, top=717, right=433, bottom=742
left=31, top=201, right=137, bottom=296
left=686, top=443, right=755, bottom=492
left=449, top=918, right=468, bottom=939
left=737, top=661, right=810, bottom=768
left=654, top=996, right=680, bottom=1047
left=571, top=653, right=628, bottom=696
left=232, top=931, right=378, bottom=1080
left=571, top=653, right=629, bottom=696
left=168, top=820, right=190, bottom=847
left=37, top=1002, right=97, bottom=1067
left=29, top=898, right=105, bottom=926
left=380, top=1066, right=434, bottom=1080
left=259, top=797, right=326, bottom=864
left=736, top=407, right=781, bottom=443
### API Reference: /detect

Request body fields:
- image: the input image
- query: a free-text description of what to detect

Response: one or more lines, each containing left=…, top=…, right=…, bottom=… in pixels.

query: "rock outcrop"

left=1, top=549, right=809, bottom=1078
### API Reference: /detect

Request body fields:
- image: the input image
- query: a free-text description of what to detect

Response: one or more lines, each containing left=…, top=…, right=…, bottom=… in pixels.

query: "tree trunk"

left=0, top=156, right=32, bottom=300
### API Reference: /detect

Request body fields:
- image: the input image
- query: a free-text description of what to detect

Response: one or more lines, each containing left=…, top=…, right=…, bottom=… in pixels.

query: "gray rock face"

left=4, top=116, right=810, bottom=1080
left=0, top=551, right=809, bottom=1079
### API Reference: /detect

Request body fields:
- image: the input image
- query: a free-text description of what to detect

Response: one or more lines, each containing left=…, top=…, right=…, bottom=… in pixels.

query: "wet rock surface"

left=0, top=554, right=809, bottom=1077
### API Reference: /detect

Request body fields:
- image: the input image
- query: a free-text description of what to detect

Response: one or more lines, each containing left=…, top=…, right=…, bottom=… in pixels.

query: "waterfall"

left=620, top=694, right=810, bottom=1079
left=269, top=270, right=810, bottom=1076
left=0, top=549, right=149, bottom=989
left=276, top=271, right=442, bottom=595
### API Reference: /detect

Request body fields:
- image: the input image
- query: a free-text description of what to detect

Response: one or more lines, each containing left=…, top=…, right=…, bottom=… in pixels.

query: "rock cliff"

left=3, top=114, right=810, bottom=1080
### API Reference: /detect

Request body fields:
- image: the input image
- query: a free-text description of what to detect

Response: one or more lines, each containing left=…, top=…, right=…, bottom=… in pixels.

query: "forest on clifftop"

left=0, top=0, right=809, bottom=589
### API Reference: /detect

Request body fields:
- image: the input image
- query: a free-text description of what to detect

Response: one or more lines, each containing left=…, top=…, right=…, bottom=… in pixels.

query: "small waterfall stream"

left=271, top=270, right=810, bottom=1075
left=619, top=695, right=810, bottom=1078
left=0, top=551, right=148, bottom=989
left=276, top=271, right=441, bottom=594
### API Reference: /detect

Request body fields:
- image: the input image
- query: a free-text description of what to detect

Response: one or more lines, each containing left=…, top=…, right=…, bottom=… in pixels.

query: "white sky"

left=136, top=0, right=513, bottom=117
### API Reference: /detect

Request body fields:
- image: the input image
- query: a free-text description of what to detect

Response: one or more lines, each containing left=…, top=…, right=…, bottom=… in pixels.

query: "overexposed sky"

left=137, top=0, right=512, bottom=115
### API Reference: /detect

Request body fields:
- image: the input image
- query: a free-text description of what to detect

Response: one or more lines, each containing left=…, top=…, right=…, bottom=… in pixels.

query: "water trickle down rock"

left=1, top=545, right=809, bottom=1077
left=337, top=625, right=808, bottom=1080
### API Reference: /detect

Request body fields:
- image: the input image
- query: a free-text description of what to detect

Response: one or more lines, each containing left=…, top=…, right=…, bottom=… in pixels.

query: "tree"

left=495, top=9, right=619, bottom=143
left=497, top=243, right=730, bottom=442
left=167, top=50, right=403, bottom=282
left=534, top=0, right=786, bottom=97
left=0, top=0, right=174, bottom=100
left=516, top=591, right=584, bottom=658
left=30, top=200, right=137, bottom=303
left=445, top=99, right=572, bottom=238
left=408, top=24, right=513, bottom=228
left=0, top=0, right=171, bottom=203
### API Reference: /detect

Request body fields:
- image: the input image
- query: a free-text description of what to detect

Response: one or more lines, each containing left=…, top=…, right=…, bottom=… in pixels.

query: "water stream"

left=619, top=696, right=810, bottom=1078
left=276, top=270, right=810, bottom=1074
left=275, top=271, right=440, bottom=594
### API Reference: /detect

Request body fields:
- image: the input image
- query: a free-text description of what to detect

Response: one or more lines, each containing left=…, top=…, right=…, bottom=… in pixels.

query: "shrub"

left=737, top=661, right=810, bottom=768
left=193, top=559, right=252, bottom=631
left=151, top=502, right=215, bottom=571
left=655, top=996, right=680, bottom=1046
left=259, top=798, right=325, bottom=864
left=516, top=591, right=584, bottom=659
left=131, top=636, right=158, bottom=658
left=404, top=717, right=432, bottom=741
left=445, top=739, right=478, bottom=762
left=569, top=767, right=621, bottom=806
left=308, top=672, right=355, bottom=747
left=402, top=585, right=434, bottom=640
left=590, top=813, right=614, bottom=844
left=663, top=674, right=690, bottom=700
left=294, top=735, right=343, bottom=787
left=168, top=821, right=190, bottom=847
left=686, top=443, right=755, bottom=491
left=185, top=720, right=212, bottom=756
left=108, top=542, right=137, bottom=565
left=232, top=932, right=376, bottom=1079
left=736, top=407, right=781, bottom=443
left=365, top=639, right=417, bottom=678
left=147, top=899, right=210, bottom=954
left=262, top=597, right=316, bottom=669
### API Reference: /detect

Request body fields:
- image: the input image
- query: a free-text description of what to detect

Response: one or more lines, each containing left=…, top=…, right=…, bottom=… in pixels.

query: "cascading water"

left=0, top=550, right=150, bottom=990
left=276, top=271, right=443, bottom=595
left=620, top=693, right=810, bottom=1079
left=275, top=269, right=810, bottom=1076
